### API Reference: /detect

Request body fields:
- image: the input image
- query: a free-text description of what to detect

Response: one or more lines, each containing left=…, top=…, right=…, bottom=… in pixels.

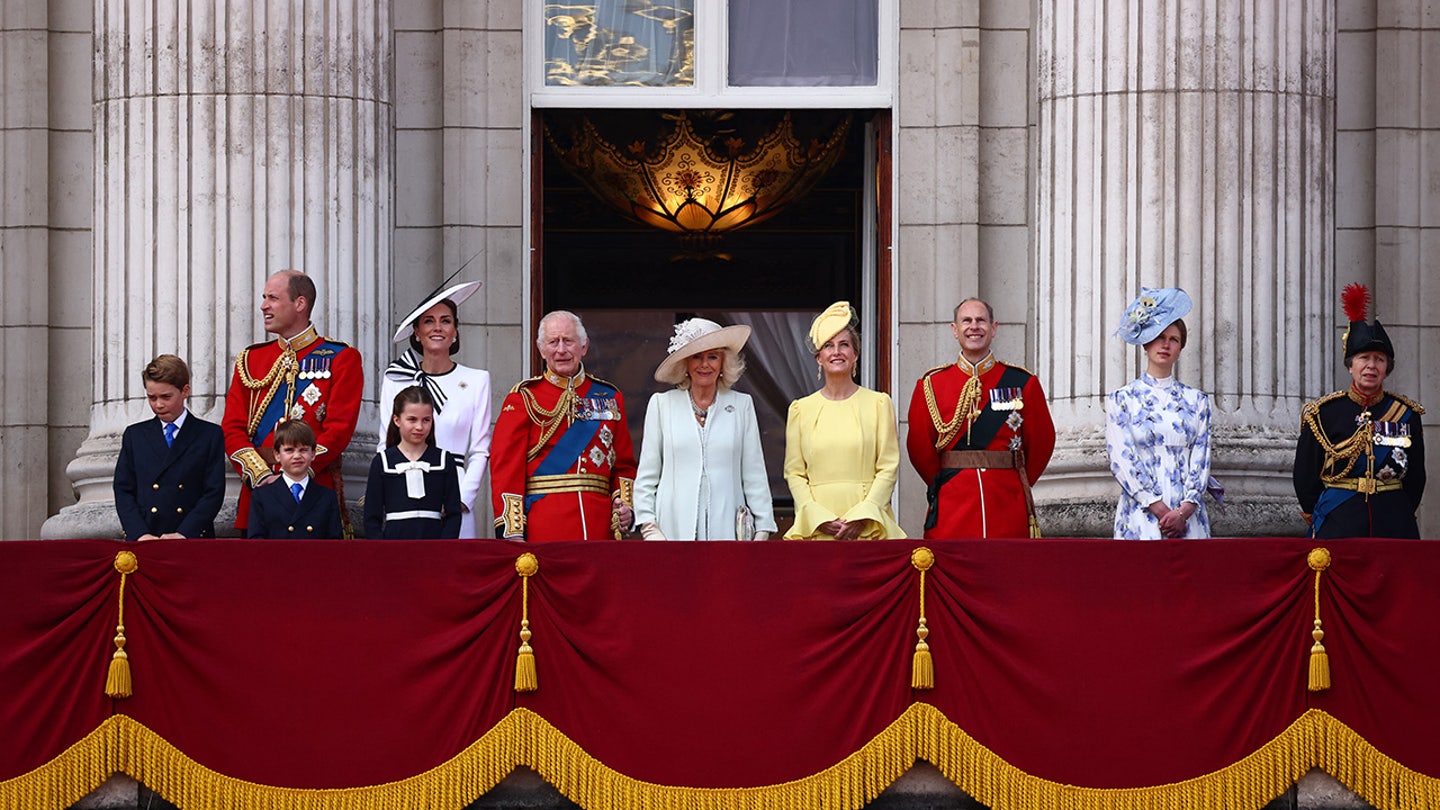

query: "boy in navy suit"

left=113, top=354, right=227, bottom=540
left=246, top=420, right=344, bottom=539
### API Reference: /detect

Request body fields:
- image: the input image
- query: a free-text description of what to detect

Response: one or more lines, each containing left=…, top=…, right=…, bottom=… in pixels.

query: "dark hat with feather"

left=1341, top=283, right=1395, bottom=369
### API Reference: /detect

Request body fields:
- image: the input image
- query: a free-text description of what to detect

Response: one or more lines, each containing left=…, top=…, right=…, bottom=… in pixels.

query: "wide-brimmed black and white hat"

left=390, top=280, right=482, bottom=344
left=653, top=317, right=751, bottom=384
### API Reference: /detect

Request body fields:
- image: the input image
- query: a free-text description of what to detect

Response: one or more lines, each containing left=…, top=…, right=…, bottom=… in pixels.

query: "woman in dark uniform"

left=1295, top=284, right=1425, bottom=538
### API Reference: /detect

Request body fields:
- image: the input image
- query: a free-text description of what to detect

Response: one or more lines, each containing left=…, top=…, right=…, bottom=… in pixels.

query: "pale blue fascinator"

left=1115, top=287, right=1192, bottom=346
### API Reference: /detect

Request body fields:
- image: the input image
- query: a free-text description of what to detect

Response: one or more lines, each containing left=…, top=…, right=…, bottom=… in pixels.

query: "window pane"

left=544, top=2, right=696, bottom=86
left=728, top=0, right=878, bottom=87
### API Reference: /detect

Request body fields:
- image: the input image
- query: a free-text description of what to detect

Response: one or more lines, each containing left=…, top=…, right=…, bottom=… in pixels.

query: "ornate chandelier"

left=547, top=110, right=851, bottom=258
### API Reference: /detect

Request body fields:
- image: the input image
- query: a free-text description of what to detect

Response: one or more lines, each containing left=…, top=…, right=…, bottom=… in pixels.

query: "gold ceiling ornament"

left=547, top=110, right=851, bottom=258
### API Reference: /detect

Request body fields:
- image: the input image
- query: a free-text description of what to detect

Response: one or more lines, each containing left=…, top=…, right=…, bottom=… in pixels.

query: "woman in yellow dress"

left=783, top=302, right=906, bottom=540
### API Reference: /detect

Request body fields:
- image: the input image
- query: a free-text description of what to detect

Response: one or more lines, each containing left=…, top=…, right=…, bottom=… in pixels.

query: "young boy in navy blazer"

left=113, top=354, right=227, bottom=540
left=246, top=420, right=344, bottom=539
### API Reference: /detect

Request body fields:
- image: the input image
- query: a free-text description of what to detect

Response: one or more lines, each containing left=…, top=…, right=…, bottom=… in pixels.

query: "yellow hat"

left=808, top=301, right=856, bottom=353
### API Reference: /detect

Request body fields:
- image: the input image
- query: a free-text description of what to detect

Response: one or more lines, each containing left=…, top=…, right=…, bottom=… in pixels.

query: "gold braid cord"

left=235, top=345, right=299, bottom=437
left=910, top=547, right=935, bottom=690
left=8, top=708, right=1440, bottom=810
left=104, top=551, right=139, bottom=699
left=514, top=553, right=539, bottom=693
left=518, top=385, right=577, bottom=462
left=1307, top=548, right=1332, bottom=692
left=924, top=372, right=983, bottom=452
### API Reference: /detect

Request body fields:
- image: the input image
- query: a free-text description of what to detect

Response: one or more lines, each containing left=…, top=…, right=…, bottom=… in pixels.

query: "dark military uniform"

left=1295, top=388, right=1425, bottom=539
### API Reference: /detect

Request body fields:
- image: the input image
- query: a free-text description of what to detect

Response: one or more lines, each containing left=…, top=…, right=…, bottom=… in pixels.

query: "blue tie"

left=291, top=482, right=303, bottom=503
left=164, top=422, right=177, bottom=447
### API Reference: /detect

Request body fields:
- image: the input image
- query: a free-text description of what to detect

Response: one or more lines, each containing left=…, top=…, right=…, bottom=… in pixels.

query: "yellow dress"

left=783, top=387, right=906, bottom=539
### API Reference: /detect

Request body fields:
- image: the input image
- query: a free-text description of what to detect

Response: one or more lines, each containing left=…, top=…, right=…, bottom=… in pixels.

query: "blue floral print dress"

left=1105, top=373, right=1212, bottom=539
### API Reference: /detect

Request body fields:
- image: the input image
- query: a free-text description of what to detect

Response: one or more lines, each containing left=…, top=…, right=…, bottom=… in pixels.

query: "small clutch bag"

left=735, top=505, right=756, bottom=541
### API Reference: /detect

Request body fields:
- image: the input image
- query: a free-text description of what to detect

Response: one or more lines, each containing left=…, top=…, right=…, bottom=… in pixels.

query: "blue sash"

left=524, top=380, right=617, bottom=512
left=253, top=341, right=346, bottom=445
left=1309, top=406, right=1412, bottom=537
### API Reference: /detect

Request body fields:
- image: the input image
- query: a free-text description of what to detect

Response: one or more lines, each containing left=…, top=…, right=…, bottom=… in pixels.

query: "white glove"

left=639, top=521, right=667, bottom=541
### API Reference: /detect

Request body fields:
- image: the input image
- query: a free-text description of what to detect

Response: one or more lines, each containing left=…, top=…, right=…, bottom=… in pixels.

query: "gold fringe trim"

left=5, top=709, right=1440, bottom=810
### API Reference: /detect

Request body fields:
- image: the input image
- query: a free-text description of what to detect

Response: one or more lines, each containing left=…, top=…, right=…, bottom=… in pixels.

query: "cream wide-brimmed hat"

left=390, top=280, right=482, bottom=344
left=808, top=300, right=857, bottom=353
left=653, top=317, right=752, bottom=384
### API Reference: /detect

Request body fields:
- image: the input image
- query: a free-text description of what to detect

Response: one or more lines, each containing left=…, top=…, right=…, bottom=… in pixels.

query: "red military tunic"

left=491, top=369, right=637, bottom=541
left=221, top=324, right=364, bottom=532
left=906, top=353, right=1055, bottom=538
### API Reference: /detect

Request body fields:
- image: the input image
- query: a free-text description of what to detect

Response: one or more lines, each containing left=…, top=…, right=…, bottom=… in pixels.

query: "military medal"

left=1006, top=412, right=1024, bottom=432
left=1374, top=421, right=1412, bottom=448
left=290, top=404, right=305, bottom=420
left=990, top=387, right=1024, bottom=411
left=302, top=385, right=322, bottom=406
left=599, top=424, right=614, bottom=448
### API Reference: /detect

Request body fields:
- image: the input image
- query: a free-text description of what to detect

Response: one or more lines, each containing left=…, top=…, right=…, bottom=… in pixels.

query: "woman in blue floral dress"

left=1105, top=287, right=1212, bottom=539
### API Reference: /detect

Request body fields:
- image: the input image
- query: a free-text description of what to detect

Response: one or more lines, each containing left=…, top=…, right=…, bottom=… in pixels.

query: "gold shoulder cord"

left=519, top=385, right=578, bottom=462
left=235, top=346, right=299, bottom=436
left=924, top=372, right=983, bottom=452
left=1300, top=399, right=1373, bottom=484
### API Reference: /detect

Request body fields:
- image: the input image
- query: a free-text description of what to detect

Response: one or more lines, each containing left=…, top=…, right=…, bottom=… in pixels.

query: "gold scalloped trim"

left=4, top=708, right=1440, bottom=810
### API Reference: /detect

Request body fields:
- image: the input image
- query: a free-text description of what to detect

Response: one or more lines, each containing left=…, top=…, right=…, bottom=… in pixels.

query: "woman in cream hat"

left=782, top=302, right=905, bottom=540
left=634, top=317, right=776, bottom=540
left=1105, top=286, right=1211, bottom=539
left=377, top=279, right=492, bottom=538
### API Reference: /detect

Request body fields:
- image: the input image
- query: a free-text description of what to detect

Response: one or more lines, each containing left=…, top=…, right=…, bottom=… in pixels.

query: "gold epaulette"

left=585, top=372, right=621, bottom=390
left=1389, top=391, right=1426, bottom=416
left=508, top=374, right=545, bottom=395
left=919, top=364, right=951, bottom=380
left=1304, top=390, right=1346, bottom=411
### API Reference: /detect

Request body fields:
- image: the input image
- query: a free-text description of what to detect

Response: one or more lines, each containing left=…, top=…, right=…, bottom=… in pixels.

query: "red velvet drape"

left=2, top=538, right=1437, bottom=791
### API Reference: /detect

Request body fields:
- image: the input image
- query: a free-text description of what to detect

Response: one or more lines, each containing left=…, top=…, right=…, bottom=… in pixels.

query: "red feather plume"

left=1342, top=283, right=1370, bottom=323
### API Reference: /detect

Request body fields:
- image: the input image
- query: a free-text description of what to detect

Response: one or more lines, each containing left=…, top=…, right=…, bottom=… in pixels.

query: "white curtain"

left=727, top=0, right=878, bottom=87
left=724, top=311, right=815, bottom=406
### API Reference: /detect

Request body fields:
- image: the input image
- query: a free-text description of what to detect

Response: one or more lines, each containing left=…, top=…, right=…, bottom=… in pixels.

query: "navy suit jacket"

left=245, top=478, right=345, bottom=539
left=113, top=414, right=227, bottom=540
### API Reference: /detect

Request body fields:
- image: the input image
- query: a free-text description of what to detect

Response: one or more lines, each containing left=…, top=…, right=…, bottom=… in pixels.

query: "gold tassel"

left=911, top=547, right=935, bottom=690
left=515, top=552, right=539, bottom=693
left=1307, top=547, right=1332, bottom=692
left=106, top=550, right=139, bottom=699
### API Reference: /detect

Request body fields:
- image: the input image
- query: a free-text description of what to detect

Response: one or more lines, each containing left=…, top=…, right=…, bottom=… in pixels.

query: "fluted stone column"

left=1034, top=1, right=1334, bottom=536
left=0, top=0, right=52, bottom=539
left=43, top=0, right=392, bottom=537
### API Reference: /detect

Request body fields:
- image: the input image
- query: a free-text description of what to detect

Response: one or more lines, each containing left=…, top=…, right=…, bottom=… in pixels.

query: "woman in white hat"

left=1105, top=287, right=1212, bottom=539
left=378, top=280, right=493, bottom=538
left=782, top=302, right=904, bottom=540
left=634, top=317, right=775, bottom=540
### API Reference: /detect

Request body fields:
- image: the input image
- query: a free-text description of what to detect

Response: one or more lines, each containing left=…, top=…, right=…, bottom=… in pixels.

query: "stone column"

left=1034, top=1, right=1334, bottom=535
left=0, top=0, right=52, bottom=539
left=43, top=0, right=392, bottom=537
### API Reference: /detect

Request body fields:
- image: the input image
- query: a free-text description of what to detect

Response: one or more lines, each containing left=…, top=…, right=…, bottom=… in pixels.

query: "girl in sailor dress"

left=364, top=386, right=464, bottom=539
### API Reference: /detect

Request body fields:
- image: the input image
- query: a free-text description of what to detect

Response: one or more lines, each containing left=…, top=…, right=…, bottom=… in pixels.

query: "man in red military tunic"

left=222, top=270, right=364, bottom=535
left=491, top=311, right=637, bottom=541
left=907, top=298, right=1055, bottom=538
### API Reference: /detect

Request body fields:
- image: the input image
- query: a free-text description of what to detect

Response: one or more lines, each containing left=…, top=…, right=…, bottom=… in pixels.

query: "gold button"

left=306, top=525, right=314, bottom=531
left=178, top=484, right=185, bottom=490
left=176, top=507, right=184, bottom=513
left=152, top=484, right=160, bottom=490
left=150, top=507, right=158, bottom=513
left=288, top=526, right=295, bottom=532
